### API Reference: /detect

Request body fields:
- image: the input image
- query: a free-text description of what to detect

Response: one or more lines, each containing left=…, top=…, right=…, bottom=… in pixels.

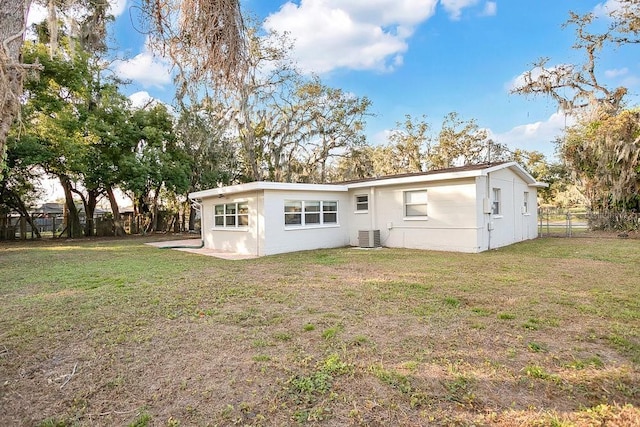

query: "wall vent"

left=358, top=230, right=381, bottom=248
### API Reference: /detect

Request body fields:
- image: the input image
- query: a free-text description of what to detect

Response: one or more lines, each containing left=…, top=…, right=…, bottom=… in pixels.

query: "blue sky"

left=28, top=0, right=639, bottom=161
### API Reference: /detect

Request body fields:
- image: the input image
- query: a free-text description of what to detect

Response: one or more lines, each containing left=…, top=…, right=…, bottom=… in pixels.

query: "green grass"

left=1, top=235, right=639, bottom=426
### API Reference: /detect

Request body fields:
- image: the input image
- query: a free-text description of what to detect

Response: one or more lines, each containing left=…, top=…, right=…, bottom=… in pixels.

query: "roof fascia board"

left=483, top=162, right=549, bottom=188
left=189, top=182, right=348, bottom=200
left=345, top=169, right=483, bottom=189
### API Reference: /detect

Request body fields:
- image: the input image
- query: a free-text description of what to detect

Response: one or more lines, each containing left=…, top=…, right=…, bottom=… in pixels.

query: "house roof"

left=342, top=162, right=547, bottom=189
left=189, top=162, right=546, bottom=200
left=335, top=162, right=504, bottom=185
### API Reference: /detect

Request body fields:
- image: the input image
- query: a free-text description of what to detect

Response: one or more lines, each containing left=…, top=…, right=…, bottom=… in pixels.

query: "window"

left=404, top=190, right=428, bottom=217
left=285, top=200, right=338, bottom=227
left=284, top=201, right=302, bottom=225
left=492, top=188, right=501, bottom=215
left=305, top=201, right=321, bottom=224
left=214, top=202, right=249, bottom=228
left=523, top=191, right=529, bottom=214
left=355, top=195, right=368, bottom=212
left=323, top=201, right=338, bottom=223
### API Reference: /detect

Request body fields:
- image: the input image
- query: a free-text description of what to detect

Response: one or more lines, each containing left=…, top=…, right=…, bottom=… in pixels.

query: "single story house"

left=188, top=162, right=547, bottom=256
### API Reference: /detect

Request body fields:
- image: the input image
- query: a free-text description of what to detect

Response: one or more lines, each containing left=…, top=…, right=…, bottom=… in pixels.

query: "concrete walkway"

left=146, top=239, right=258, bottom=260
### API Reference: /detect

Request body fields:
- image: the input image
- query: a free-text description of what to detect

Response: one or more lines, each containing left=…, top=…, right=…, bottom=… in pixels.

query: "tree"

left=386, top=115, right=430, bottom=173
left=287, top=79, right=371, bottom=183
left=430, top=112, right=497, bottom=169
left=561, top=109, right=639, bottom=211
left=83, top=83, right=136, bottom=236
left=142, top=0, right=247, bottom=98
left=18, top=40, right=96, bottom=237
left=0, top=0, right=248, bottom=179
left=0, top=134, right=44, bottom=239
left=511, top=10, right=631, bottom=116
left=120, top=104, right=190, bottom=233
left=216, top=29, right=371, bottom=184
left=175, top=102, right=238, bottom=230
left=0, top=0, right=33, bottom=182
left=512, top=4, right=640, bottom=221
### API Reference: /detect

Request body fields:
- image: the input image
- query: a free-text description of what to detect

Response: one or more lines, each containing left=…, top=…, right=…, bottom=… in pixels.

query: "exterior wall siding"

left=348, top=179, right=482, bottom=252
left=483, top=168, right=539, bottom=250
left=201, top=191, right=261, bottom=255
left=261, top=190, right=350, bottom=256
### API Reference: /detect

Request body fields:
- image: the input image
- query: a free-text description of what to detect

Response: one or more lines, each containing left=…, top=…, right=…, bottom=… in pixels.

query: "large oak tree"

left=0, top=0, right=247, bottom=179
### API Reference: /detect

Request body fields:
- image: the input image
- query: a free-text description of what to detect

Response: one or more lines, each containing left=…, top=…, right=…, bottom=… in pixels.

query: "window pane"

left=406, top=204, right=428, bottom=216
left=226, top=204, right=236, bottom=214
left=285, top=201, right=302, bottom=213
left=356, top=194, right=368, bottom=211
left=285, top=213, right=301, bottom=225
left=225, top=215, right=236, bottom=226
left=305, top=201, right=320, bottom=212
left=406, top=190, right=427, bottom=204
left=323, top=212, right=337, bottom=223
left=215, top=205, right=224, bottom=215
left=215, top=216, right=224, bottom=226
left=405, top=190, right=427, bottom=217
left=305, top=213, right=320, bottom=224
left=322, top=201, right=337, bottom=212
left=238, top=203, right=249, bottom=214
left=238, top=215, right=249, bottom=226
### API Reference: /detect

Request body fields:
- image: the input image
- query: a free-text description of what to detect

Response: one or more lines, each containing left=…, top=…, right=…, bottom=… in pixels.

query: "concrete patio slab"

left=146, top=240, right=258, bottom=260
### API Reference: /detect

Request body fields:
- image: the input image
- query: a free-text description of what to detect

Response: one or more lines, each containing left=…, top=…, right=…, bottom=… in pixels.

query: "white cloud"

left=491, top=112, right=576, bottom=158
left=108, top=0, right=127, bottom=18
left=604, top=67, right=629, bottom=78
left=128, top=91, right=155, bottom=109
left=480, top=1, right=497, bottom=17
left=593, top=0, right=623, bottom=18
left=113, top=51, right=172, bottom=88
left=263, top=0, right=439, bottom=74
left=440, top=0, right=479, bottom=20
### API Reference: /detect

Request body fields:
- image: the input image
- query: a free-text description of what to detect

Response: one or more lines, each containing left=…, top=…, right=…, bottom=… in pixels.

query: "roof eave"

left=345, top=169, right=483, bottom=189
left=189, top=181, right=349, bottom=200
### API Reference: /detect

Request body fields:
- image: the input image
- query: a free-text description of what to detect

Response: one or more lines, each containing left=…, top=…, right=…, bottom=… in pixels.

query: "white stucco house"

left=188, top=162, right=547, bottom=256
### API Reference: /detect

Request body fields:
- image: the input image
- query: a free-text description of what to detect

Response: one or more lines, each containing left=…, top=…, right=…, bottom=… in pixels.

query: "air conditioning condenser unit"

left=358, top=229, right=381, bottom=248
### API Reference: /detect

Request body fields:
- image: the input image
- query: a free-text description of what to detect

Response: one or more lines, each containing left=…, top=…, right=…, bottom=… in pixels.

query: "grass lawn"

left=1, top=235, right=639, bottom=426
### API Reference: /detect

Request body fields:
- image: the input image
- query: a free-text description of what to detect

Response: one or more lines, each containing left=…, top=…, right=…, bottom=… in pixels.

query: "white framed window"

left=355, top=194, right=369, bottom=212
left=285, top=200, right=338, bottom=227
left=214, top=202, right=249, bottom=228
left=523, top=191, right=529, bottom=214
left=404, top=190, right=428, bottom=218
left=492, top=188, right=501, bottom=215
left=323, top=201, right=338, bottom=223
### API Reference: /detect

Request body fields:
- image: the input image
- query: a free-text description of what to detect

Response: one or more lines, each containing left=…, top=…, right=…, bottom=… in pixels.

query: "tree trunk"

left=0, top=0, right=31, bottom=179
left=239, top=87, right=261, bottom=181
left=188, top=204, right=197, bottom=231
left=83, top=189, right=98, bottom=237
left=14, top=194, right=41, bottom=239
left=106, top=186, right=126, bottom=236
left=60, top=175, right=83, bottom=238
left=146, top=184, right=162, bottom=233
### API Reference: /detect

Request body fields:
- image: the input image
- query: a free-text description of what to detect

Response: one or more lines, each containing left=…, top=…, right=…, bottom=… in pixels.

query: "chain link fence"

left=538, top=208, right=639, bottom=237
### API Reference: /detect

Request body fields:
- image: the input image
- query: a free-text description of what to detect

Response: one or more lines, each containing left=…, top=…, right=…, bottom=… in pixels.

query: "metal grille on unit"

left=358, top=230, right=381, bottom=248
